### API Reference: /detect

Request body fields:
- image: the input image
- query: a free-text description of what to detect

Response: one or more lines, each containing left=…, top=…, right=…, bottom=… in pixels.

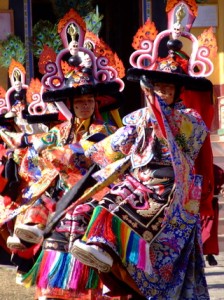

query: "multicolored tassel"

left=21, top=250, right=44, bottom=287
left=84, top=206, right=153, bottom=274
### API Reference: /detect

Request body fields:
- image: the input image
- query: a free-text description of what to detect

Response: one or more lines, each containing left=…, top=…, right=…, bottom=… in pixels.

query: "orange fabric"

left=35, top=287, right=126, bottom=300
left=92, top=187, right=110, bottom=201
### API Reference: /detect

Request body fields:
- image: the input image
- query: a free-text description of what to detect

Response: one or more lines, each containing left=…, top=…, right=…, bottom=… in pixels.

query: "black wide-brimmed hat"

left=42, top=78, right=123, bottom=113
left=42, top=81, right=121, bottom=102
left=126, top=67, right=213, bottom=92
left=127, top=39, right=213, bottom=92
left=22, top=110, right=59, bottom=124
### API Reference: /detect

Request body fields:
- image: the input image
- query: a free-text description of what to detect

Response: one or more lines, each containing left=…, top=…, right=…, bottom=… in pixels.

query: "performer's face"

left=153, top=82, right=176, bottom=105
left=73, top=94, right=95, bottom=120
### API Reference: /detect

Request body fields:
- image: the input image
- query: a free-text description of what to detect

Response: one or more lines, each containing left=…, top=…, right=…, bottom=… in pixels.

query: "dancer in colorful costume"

left=19, top=9, right=125, bottom=300
left=69, top=3, right=216, bottom=299
left=71, top=48, right=212, bottom=300
left=0, top=57, right=60, bottom=276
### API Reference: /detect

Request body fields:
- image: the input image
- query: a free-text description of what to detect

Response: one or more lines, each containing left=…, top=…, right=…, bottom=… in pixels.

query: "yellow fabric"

left=110, top=109, right=123, bottom=128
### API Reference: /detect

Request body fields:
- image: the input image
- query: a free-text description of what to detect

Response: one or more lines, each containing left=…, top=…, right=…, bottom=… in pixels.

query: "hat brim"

left=0, top=114, right=15, bottom=124
left=127, top=68, right=213, bottom=92
left=42, top=81, right=121, bottom=103
left=22, top=110, right=59, bottom=124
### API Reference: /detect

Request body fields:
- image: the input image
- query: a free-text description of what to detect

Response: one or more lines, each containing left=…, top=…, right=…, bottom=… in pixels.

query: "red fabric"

left=151, top=95, right=167, bottom=138
left=202, top=198, right=219, bottom=254
left=181, top=89, right=214, bottom=217
left=14, top=243, right=41, bottom=259
left=195, top=135, right=214, bottom=216
left=0, top=145, right=8, bottom=193
left=87, top=208, right=116, bottom=245
left=23, top=203, right=49, bottom=225
left=36, top=249, right=48, bottom=283
left=0, top=230, right=11, bottom=254
left=181, top=90, right=214, bottom=129
left=42, top=195, right=56, bottom=212
left=0, top=165, right=8, bottom=193
left=95, top=95, right=118, bottom=110
left=0, top=144, right=7, bottom=158
left=58, top=110, right=67, bottom=121
left=202, top=164, right=224, bottom=254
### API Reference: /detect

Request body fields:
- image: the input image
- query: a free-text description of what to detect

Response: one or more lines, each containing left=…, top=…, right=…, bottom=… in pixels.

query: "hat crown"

left=41, top=9, right=125, bottom=93
left=156, top=57, right=185, bottom=74
left=129, top=1, right=216, bottom=78
left=155, top=39, right=189, bottom=75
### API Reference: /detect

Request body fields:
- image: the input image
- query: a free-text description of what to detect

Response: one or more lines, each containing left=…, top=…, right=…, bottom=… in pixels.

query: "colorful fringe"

left=83, top=206, right=153, bottom=274
left=21, top=249, right=44, bottom=287
left=22, top=248, right=100, bottom=293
